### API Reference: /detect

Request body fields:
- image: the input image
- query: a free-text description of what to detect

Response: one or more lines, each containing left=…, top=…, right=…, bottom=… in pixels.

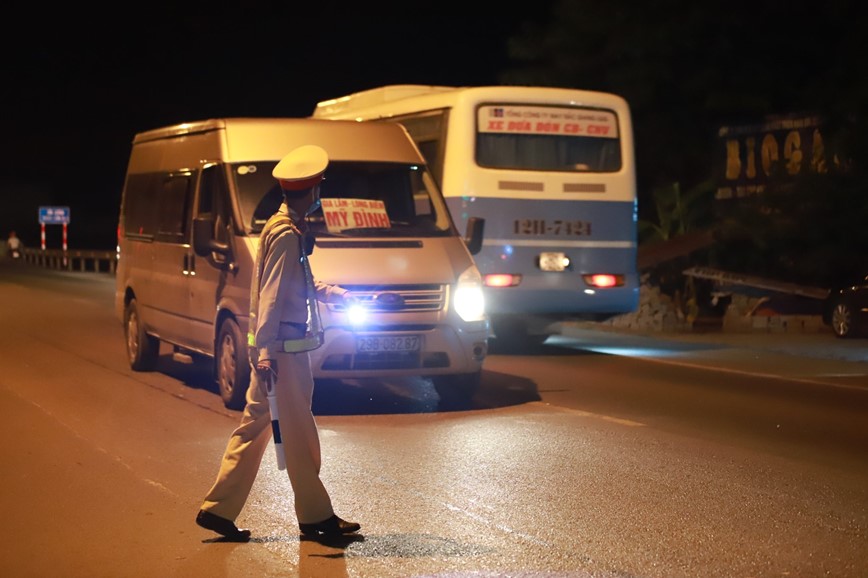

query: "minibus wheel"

left=216, top=318, right=249, bottom=410
left=125, top=298, right=159, bottom=371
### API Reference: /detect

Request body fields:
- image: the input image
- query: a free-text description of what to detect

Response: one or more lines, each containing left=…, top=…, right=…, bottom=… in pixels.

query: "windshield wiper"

left=337, top=227, right=410, bottom=236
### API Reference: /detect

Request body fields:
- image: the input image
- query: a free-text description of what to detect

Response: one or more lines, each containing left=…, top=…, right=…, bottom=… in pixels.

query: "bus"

left=313, top=85, right=638, bottom=347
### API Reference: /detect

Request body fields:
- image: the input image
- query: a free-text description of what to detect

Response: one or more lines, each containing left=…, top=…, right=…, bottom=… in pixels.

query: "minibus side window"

left=155, top=172, right=193, bottom=243
left=123, top=173, right=158, bottom=239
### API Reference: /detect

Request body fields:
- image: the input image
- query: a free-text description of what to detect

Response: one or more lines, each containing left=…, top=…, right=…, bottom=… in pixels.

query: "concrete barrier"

left=594, top=276, right=828, bottom=334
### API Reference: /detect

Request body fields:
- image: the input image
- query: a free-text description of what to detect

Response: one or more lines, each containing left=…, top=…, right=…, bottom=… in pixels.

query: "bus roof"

left=313, top=85, right=458, bottom=117
left=312, top=85, right=630, bottom=120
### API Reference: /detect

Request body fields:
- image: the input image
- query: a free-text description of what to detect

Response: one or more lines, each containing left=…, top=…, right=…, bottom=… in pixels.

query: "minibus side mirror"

left=193, top=216, right=230, bottom=257
left=464, top=217, right=485, bottom=255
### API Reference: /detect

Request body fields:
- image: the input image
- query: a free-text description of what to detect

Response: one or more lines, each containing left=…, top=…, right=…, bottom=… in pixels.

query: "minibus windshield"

left=234, top=161, right=455, bottom=237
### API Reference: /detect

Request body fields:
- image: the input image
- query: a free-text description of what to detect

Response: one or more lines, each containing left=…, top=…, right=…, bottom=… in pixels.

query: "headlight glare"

left=454, top=266, right=486, bottom=322
left=347, top=303, right=368, bottom=325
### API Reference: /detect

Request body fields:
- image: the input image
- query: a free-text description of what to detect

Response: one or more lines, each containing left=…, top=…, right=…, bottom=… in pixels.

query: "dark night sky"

left=2, top=4, right=554, bottom=250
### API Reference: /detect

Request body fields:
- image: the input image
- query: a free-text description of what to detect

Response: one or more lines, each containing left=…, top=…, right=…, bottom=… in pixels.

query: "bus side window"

left=414, top=193, right=432, bottom=217
left=417, top=140, right=441, bottom=183
left=396, top=111, right=447, bottom=186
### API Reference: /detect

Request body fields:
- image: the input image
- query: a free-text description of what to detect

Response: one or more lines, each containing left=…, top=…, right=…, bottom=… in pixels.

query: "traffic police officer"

left=196, top=145, right=361, bottom=541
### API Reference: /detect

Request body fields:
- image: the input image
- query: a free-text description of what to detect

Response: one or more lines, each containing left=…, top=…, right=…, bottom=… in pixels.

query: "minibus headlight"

left=454, top=266, right=486, bottom=322
left=346, top=302, right=368, bottom=325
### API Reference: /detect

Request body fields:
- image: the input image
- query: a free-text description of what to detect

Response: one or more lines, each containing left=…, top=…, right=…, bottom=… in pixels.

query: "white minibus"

left=115, top=118, right=488, bottom=409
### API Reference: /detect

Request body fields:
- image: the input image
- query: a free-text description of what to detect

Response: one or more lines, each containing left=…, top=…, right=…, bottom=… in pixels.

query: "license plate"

left=539, top=252, right=568, bottom=272
left=356, top=335, right=421, bottom=352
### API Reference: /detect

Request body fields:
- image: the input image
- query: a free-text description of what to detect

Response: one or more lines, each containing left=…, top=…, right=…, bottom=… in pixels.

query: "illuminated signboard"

left=39, top=206, right=71, bottom=224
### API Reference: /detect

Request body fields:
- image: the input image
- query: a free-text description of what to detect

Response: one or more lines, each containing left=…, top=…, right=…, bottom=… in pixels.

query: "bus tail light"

left=583, top=274, right=624, bottom=288
left=484, top=274, right=522, bottom=287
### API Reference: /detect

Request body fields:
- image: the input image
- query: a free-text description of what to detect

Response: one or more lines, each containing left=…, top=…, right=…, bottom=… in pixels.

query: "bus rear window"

left=475, top=104, right=622, bottom=172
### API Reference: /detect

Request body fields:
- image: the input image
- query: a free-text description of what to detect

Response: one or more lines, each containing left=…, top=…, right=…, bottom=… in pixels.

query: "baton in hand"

left=263, top=367, right=286, bottom=471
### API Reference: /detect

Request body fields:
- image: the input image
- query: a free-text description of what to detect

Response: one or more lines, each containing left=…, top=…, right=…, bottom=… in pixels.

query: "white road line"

left=529, top=401, right=645, bottom=426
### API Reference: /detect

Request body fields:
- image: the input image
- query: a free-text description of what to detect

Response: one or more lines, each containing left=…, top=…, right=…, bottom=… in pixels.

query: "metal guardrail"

left=683, top=266, right=830, bottom=300
left=19, top=247, right=117, bottom=274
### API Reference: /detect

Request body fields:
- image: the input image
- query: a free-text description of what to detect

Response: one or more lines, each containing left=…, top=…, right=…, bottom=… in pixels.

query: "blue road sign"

left=39, top=206, right=71, bottom=225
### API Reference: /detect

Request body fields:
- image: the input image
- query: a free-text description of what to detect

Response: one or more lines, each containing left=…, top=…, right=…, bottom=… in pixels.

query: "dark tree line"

left=501, top=0, right=868, bottom=287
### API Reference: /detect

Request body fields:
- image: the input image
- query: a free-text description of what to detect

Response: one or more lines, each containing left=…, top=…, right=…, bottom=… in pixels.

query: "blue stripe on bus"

left=446, top=196, right=638, bottom=316
left=484, top=239, right=634, bottom=248
left=447, top=196, right=636, bottom=241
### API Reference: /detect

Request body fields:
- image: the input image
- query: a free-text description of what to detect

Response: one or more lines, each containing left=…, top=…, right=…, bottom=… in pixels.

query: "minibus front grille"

left=352, top=324, right=436, bottom=332
left=331, top=284, right=445, bottom=313
left=320, top=351, right=450, bottom=371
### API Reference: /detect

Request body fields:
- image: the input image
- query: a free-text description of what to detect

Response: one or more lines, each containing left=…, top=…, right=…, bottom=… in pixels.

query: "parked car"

left=823, top=274, right=868, bottom=338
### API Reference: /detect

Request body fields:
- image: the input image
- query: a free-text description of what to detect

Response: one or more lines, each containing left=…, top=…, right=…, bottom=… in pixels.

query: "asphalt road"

left=1, top=262, right=866, bottom=578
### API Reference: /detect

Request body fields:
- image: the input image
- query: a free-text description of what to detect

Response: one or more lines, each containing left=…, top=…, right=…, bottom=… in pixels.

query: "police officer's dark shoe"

left=298, top=514, right=361, bottom=536
left=196, top=509, right=252, bottom=542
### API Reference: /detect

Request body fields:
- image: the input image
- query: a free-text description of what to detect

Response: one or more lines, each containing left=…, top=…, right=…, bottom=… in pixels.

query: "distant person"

left=7, top=230, right=22, bottom=259
left=196, top=145, right=361, bottom=542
